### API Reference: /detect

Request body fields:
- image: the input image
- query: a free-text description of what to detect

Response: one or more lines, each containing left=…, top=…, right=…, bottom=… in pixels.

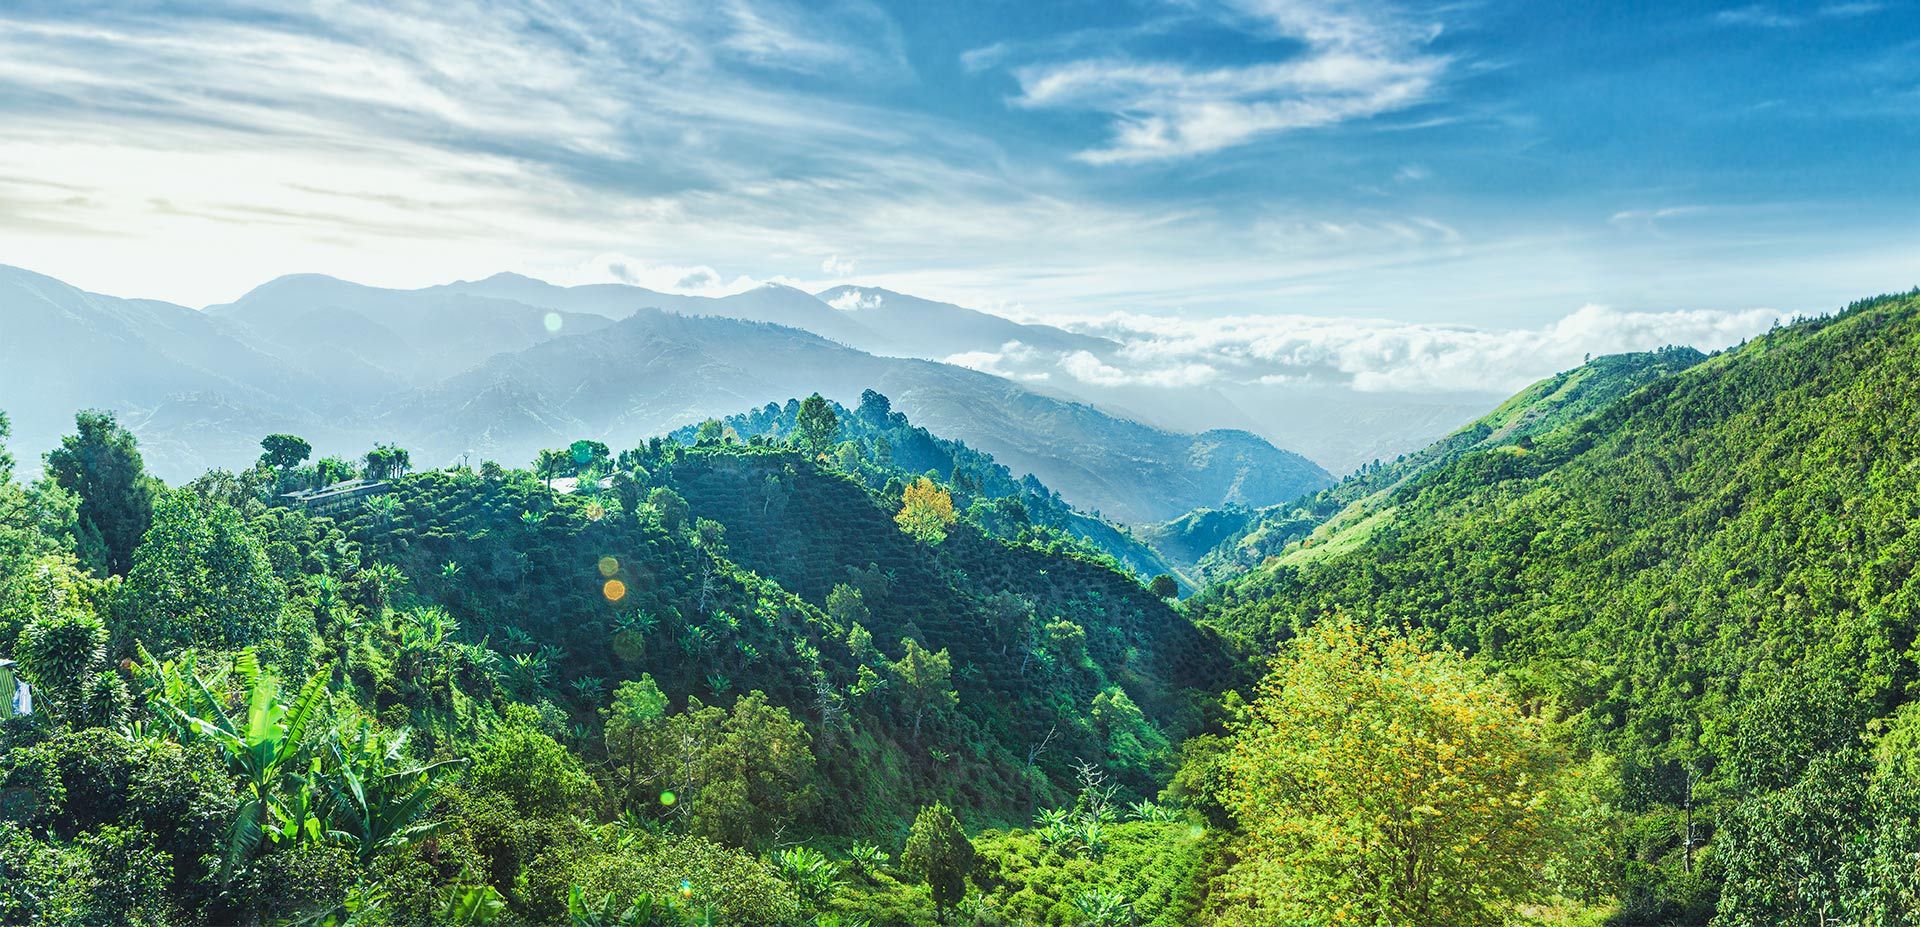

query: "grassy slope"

left=1154, top=346, right=1708, bottom=583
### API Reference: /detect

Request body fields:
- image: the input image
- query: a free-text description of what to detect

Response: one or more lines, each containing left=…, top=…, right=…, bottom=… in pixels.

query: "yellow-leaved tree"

left=894, top=477, right=955, bottom=544
left=1218, top=620, right=1587, bottom=927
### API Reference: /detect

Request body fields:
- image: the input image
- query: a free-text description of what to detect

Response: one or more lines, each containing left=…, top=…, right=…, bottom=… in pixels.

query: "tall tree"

left=795, top=393, right=839, bottom=457
left=535, top=448, right=567, bottom=487
left=902, top=802, right=975, bottom=918
left=890, top=638, right=958, bottom=740
left=569, top=439, right=611, bottom=474
left=856, top=388, right=892, bottom=426
left=257, top=434, right=312, bottom=473
left=44, top=410, right=156, bottom=575
left=362, top=443, right=412, bottom=481
left=119, top=490, right=286, bottom=654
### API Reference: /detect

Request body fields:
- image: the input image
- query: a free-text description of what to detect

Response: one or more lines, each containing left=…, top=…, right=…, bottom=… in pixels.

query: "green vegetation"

left=9, top=292, right=1920, bottom=925
left=1156, top=346, right=1707, bottom=583
left=0, top=396, right=1225, bottom=926
left=670, top=391, right=1188, bottom=588
left=1194, top=290, right=1920, bottom=924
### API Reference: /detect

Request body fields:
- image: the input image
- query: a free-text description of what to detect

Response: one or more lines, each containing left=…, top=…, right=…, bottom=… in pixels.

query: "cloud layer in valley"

left=948, top=303, right=1795, bottom=396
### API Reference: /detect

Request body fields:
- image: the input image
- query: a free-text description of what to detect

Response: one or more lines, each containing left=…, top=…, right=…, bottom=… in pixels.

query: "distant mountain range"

left=0, top=264, right=1333, bottom=523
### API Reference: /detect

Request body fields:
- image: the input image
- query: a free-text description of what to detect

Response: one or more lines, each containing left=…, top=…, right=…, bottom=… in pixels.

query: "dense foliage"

left=9, top=291, right=1920, bottom=925
left=1195, top=290, right=1920, bottom=924
left=670, top=391, right=1186, bottom=587
left=1153, top=346, right=1707, bottom=583
left=0, top=398, right=1229, bottom=926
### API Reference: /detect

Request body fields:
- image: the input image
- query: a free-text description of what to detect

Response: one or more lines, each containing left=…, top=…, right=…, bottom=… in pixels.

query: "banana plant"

left=142, top=647, right=330, bottom=882
left=318, top=720, right=466, bottom=864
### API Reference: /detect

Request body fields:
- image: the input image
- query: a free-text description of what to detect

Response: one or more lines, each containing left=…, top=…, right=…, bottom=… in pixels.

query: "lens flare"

left=597, top=556, right=619, bottom=577
left=659, top=790, right=677, bottom=806
left=543, top=311, right=563, bottom=333
left=603, top=579, right=627, bottom=602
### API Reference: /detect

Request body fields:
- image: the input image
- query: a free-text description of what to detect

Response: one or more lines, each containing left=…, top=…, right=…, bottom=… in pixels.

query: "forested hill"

left=1147, top=345, right=1708, bottom=582
left=669, top=392, right=1186, bottom=588
left=0, top=405, right=1230, bottom=925
left=1193, top=289, right=1920, bottom=921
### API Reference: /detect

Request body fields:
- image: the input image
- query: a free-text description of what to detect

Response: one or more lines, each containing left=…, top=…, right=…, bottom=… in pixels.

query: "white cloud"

left=943, top=341, right=1053, bottom=381
left=1715, top=2, right=1883, bottom=28
left=538, top=252, right=792, bottom=296
left=1061, top=350, right=1219, bottom=387
left=828, top=288, right=886, bottom=312
left=1048, top=303, right=1797, bottom=395
left=820, top=254, right=857, bottom=277
left=1009, top=0, right=1448, bottom=163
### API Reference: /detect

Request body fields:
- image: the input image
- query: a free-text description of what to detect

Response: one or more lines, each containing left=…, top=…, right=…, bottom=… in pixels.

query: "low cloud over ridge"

left=945, top=303, right=1797, bottom=395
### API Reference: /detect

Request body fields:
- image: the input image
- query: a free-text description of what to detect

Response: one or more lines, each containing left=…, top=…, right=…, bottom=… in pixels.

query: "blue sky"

left=0, top=0, right=1914, bottom=333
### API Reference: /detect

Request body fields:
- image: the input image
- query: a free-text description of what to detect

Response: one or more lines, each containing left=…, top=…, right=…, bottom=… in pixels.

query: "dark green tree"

left=257, top=433, right=312, bottom=472
left=1147, top=574, right=1178, bottom=599
left=856, top=389, right=892, bottom=426
left=890, top=638, right=958, bottom=740
left=902, top=802, right=975, bottom=918
left=569, top=439, right=611, bottom=474
left=647, top=487, right=689, bottom=534
left=795, top=393, right=839, bottom=457
left=0, top=409, right=12, bottom=484
left=44, top=410, right=156, bottom=575
left=536, top=447, right=567, bottom=487
left=119, top=490, right=286, bottom=654
left=362, top=443, right=412, bottom=481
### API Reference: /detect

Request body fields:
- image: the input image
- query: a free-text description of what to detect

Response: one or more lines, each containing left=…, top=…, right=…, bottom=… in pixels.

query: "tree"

left=604, top=675, right=671, bottom=808
left=312, top=455, right=357, bottom=487
left=902, top=802, right=975, bottom=918
left=826, top=583, right=868, bottom=628
left=856, top=389, right=892, bottom=426
left=144, top=653, right=330, bottom=883
left=795, top=393, right=839, bottom=457
left=119, top=490, right=286, bottom=654
left=536, top=448, right=568, bottom=487
left=569, top=439, right=611, bottom=474
left=648, top=487, right=689, bottom=534
left=895, top=477, right=956, bottom=545
left=44, top=410, right=156, bottom=575
left=604, top=688, right=816, bottom=846
left=257, top=434, right=312, bottom=472
left=1715, top=748, right=1920, bottom=927
left=16, top=601, right=116, bottom=727
left=890, top=638, right=957, bottom=740
left=1147, top=574, right=1178, bottom=599
left=362, top=443, right=411, bottom=481
left=1220, top=621, right=1579, bottom=927
left=317, top=720, right=465, bottom=864
left=0, top=410, right=12, bottom=485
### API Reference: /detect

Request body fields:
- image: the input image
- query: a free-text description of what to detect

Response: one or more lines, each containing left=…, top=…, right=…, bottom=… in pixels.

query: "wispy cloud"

left=1007, top=0, right=1449, bottom=163
left=1715, top=2, right=1884, bottom=28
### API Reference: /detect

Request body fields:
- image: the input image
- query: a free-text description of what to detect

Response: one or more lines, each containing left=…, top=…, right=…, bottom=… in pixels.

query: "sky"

left=0, top=0, right=1915, bottom=342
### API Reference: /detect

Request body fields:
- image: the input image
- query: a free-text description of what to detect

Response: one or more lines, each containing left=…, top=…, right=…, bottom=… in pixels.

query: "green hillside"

left=0, top=405, right=1231, bottom=926
left=9, top=293, right=1920, bottom=927
left=1160, top=345, right=1707, bottom=583
left=669, top=392, right=1188, bottom=588
left=1194, top=291, right=1920, bottom=923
